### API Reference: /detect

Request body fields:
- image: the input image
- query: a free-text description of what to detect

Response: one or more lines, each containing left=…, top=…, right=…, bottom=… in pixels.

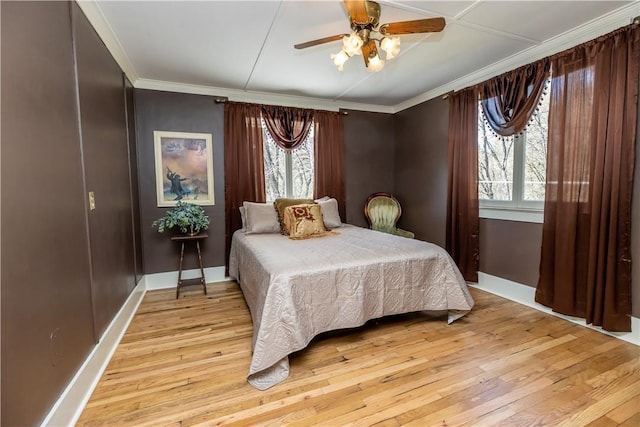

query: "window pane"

left=290, top=126, right=314, bottom=199
left=262, top=120, right=314, bottom=200
left=478, top=113, right=514, bottom=201
left=263, top=129, right=286, bottom=201
left=524, top=88, right=549, bottom=201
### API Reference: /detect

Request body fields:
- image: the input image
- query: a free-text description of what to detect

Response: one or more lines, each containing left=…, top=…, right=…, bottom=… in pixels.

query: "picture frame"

left=153, top=130, right=215, bottom=207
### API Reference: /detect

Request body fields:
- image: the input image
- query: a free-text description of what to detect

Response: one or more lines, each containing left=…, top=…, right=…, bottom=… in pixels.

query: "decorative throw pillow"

left=273, top=198, right=315, bottom=235
left=315, top=197, right=342, bottom=228
left=242, top=201, right=280, bottom=234
left=283, top=204, right=334, bottom=240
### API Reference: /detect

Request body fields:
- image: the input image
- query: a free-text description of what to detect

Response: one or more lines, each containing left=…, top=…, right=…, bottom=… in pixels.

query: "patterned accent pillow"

left=283, top=204, right=334, bottom=240
left=273, top=198, right=315, bottom=235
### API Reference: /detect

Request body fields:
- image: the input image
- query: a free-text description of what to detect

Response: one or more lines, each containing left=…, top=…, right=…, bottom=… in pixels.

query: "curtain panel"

left=261, top=104, right=314, bottom=150
left=536, top=24, right=639, bottom=332
left=478, top=59, right=551, bottom=137
left=446, top=88, right=480, bottom=282
left=313, top=110, right=346, bottom=217
left=224, top=103, right=347, bottom=265
left=223, top=102, right=266, bottom=265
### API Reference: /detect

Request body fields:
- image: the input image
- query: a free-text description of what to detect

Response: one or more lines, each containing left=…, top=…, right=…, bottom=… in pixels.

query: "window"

left=478, top=83, right=550, bottom=222
left=262, top=119, right=314, bottom=201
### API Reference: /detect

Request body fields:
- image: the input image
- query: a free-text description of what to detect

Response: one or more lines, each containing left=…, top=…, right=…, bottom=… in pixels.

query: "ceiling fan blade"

left=343, top=0, right=370, bottom=25
left=294, top=34, right=348, bottom=50
left=360, top=39, right=377, bottom=67
left=379, top=17, right=446, bottom=35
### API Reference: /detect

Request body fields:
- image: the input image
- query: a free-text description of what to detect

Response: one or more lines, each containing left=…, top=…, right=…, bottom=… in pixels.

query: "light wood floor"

left=77, top=281, right=640, bottom=426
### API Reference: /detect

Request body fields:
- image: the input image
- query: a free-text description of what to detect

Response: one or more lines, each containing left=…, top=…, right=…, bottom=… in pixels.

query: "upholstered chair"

left=364, top=192, right=415, bottom=239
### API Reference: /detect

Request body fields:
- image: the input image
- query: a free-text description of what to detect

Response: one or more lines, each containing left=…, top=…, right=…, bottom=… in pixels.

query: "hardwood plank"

left=559, top=383, right=640, bottom=426
left=76, top=283, right=640, bottom=426
left=606, top=392, right=640, bottom=424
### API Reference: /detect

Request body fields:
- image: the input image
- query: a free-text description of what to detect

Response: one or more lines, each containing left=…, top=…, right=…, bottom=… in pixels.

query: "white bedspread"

left=229, top=224, right=474, bottom=390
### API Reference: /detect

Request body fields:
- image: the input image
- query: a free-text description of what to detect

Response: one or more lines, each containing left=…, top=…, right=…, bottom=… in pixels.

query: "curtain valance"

left=478, top=59, right=550, bottom=137
left=261, top=104, right=314, bottom=150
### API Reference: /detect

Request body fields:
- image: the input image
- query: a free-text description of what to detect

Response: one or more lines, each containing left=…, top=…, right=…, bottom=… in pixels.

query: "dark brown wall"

left=134, top=90, right=225, bottom=273
left=72, top=2, right=136, bottom=338
left=125, top=77, right=145, bottom=284
left=479, top=219, right=543, bottom=286
left=394, top=81, right=640, bottom=318
left=1, top=2, right=94, bottom=425
left=343, top=110, right=396, bottom=227
left=394, top=96, right=544, bottom=286
left=135, top=104, right=392, bottom=272
left=394, top=97, right=449, bottom=247
left=1, top=2, right=140, bottom=425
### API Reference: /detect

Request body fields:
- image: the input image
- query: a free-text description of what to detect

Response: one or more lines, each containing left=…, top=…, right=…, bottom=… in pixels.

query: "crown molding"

left=75, top=0, right=139, bottom=82
left=134, top=79, right=396, bottom=114
left=393, top=2, right=639, bottom=113
left=77, top=0, right=638, bottom=115
left=78, top=0, right=392, bottom=113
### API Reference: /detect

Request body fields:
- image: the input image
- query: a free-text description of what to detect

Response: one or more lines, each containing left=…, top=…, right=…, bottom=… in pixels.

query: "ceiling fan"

left=294, top=0, right=446, bottom=72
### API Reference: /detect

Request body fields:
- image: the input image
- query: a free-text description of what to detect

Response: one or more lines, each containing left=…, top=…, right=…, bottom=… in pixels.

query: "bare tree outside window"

left=263, top=121, right=314, bottom=201
left=263, top=131, right=286, bottom=200
left=523, top=88, right=549, bottom=201
left=478, top=122, right=514, bottom=200
left=290, top=128, right=314, bottom=198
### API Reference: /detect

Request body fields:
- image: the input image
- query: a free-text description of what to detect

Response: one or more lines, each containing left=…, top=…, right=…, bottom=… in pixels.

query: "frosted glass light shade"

left=342, top=33, right=363, bottom=56
left=367, top=54, right=384, bottom=72
left=331, top=50, right=350, bottom=71
left=380, top=37, right=401, bottom=60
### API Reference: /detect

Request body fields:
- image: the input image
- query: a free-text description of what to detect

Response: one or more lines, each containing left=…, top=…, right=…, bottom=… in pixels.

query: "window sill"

left=479, top=207, right=544, bottom=223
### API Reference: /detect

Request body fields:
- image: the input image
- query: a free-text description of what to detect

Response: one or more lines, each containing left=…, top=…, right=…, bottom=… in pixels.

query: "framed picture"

left=153, top=130, right=215, bottom=207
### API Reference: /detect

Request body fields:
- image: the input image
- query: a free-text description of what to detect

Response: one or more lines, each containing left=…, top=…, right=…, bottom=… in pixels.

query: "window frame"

left=479, top=119, right=546, bottom=224
left=262, top=121, right=314, bottom=201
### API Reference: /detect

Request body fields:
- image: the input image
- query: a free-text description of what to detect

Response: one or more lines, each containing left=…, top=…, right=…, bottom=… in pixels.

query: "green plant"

left=152, top=201, right=210, bottom=234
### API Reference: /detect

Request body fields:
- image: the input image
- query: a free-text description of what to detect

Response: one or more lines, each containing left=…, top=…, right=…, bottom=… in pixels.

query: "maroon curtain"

left=446, top=88, right=479, bottom=282
left=313, top=110, right=346, bottom=217
left=224, top=102, right=266, bottom=265
left=262, top=104, right=314, bottom=150
left=536, top=24, right=639, bottom=332
left=478, top=59, right=551, bottom=137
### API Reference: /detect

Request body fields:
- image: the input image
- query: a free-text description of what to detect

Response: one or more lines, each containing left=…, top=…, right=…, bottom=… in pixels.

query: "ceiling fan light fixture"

left=295, top=1, right=446, bottom=73
left=380, top=36, right=400, bottom=60
left=342, top=32, right=364, bottom=56
left=367, top=54, right=384, bottom=72
left=331, top=49, right=350, bottom=71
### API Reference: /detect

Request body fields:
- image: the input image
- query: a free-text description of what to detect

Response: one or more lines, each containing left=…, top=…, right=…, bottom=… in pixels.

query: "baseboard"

left=41, top=266, right=230, bottom=427
left=472, top=272, right=640, bottom=346
left=144, top=266, right=229, bottom=290
left=41, top=279, right=146, bottom=427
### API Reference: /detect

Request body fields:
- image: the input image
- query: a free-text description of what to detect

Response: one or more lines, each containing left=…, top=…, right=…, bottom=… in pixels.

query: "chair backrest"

left=364, top=192, right=402, bottom=233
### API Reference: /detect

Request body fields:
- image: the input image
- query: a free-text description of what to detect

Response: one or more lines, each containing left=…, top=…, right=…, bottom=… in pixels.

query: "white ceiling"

left=80, top=0, right=639, bottom=113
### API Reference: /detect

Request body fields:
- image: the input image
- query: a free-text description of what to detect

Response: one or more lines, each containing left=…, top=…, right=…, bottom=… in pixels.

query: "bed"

left=229, top=224, right=474, bottom=390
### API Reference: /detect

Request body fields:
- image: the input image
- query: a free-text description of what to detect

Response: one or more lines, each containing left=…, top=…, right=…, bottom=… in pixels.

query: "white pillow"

left=315, top=197, right=342, bottom=228
left=243, top=202, right=280, bottom=234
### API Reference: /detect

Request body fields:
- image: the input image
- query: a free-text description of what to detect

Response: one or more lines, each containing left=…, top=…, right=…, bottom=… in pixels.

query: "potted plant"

left=152, top=201, right=210, bottom=235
